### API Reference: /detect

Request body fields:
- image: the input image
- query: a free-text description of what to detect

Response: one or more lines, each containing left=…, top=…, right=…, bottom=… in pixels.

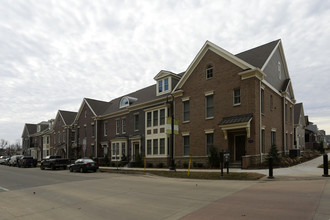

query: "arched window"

left=120, top=97, right=129, bottom=108
left=206, top=65, right=213, bottom=79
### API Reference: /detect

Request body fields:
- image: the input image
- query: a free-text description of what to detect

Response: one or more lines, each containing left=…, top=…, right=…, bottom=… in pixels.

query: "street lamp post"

left=166, top=94, right=176, bottom=171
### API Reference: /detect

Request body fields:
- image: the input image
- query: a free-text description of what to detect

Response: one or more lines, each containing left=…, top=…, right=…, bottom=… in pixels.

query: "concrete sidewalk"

left=100, top=153, right=330, bottom=178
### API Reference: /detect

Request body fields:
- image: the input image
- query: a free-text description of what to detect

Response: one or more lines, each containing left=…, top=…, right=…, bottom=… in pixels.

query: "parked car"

left=0, top=156, right=10, bottom=165
left=69, top=158, right=99, bottom=173
left=8, top=155, right=23, bottom=166
left=40, top=155, right=69, bottom=170
left=17, top=156, right=37, bottom=168
left=3, top=157, right=11, bottom=165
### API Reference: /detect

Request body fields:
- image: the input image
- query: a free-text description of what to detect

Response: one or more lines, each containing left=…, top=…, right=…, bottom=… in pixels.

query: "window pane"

left=234, top=89, right=240, bottom=104
left=206, top=133, right=214, bottom=155
left=183, top=100, right=190, bottom=121
left=153, top=139, right=158, bottom=155
left=116, top=120, right=120, bottom=134
left=206, top=65, right=213, bottom=78
left=160, top=138, right=165, bottom=154
left=122, top=119, right=126, bottom=133
left=153, top=110, right=158, bottom=126
left=147, top=112, right=151, bottom=127
left=158, top=80, right=163, bottom=93
left=134, top=114, right=139, bottom=130
left=206, top=95, right=214, bottom=118
left=160, top=109, right=165, bottom=125
left=147, top=140, right=152, bottom=155
left=261, top=130, right=265, bottom=153
left=164, top=78, right=169, bottom=91
left=122, top=142, right=126, bottom=156
left=183, top=136, right=190, bottom=156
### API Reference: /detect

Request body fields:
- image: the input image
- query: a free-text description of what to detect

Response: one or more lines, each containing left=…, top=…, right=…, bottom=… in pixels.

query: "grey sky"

left=1, top=0, right=330, bottom=144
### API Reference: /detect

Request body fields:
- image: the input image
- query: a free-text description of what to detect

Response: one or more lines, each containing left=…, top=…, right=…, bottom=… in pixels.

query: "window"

left=122, top=119, right=126, bottom=133
left=183, top=100, right=190, bottom=122
left=285, top=103, right=288, bottom=122
left=158, top=78, right=170, bottom=94
left=160, top=138, right=165, bottom=154
left=160, top=109, right=165, bottom=125
left=91, top=124, right=95, bottom=137
left=158, top=80, right=163, bottom=93
left=147, top=112, right=152, bottom=127
left=147, top=140, right=152, bottom=155
left=270, top=95, right=273, bottom=110
left=104, top=146, right=108, bottom=156
left=278, top=61, right=281, bottom=80
left=116, top=120, right=120, bottom=134
left=84, top=110, right=87, bottom=118
left=111, top=142, right=127, bottom=161
left=206, top=95, right=214, bottom=118
left=120, top=97, right=129, bottom=108
left=153, top=110, right=158, bottom=126
left=71, top=132, right=75, bottom=142
left=206, top=133, right=214, bottom=155
left=153, top=139, right=158, bottom=155
left=206, top=65, right=213, bottom=79
left=271, top=131, right=276, bottom=146
left=46, top=136, right=49, bottom=144
left=261, top=129, right=265, bottom=153
left=134, top=114, right=139, bottom=131
left=183, top=136, right=190, bottom=156
left=164, top=78, right=169, bottom=91
left=104, top=123, right=108, bottom=136
left=233, top=89, right=241, bottom=105
left=84, top=126, right=87, bottom=138
left=261, top=89, right=264, bottom=114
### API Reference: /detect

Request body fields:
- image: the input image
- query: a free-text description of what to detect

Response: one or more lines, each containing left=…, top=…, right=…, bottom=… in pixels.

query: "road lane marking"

left=0, top=186, right=9, bottom=191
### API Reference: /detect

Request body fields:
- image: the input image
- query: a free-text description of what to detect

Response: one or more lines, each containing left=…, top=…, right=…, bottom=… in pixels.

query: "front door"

left=131, top=142, right=140, bottom=162
left=235, top=135, right=246, bottom=161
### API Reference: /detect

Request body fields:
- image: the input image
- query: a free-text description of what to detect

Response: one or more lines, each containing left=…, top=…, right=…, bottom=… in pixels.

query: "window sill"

left=182, top=120, right=190, bottom=124
left=233, top=103, right=241, bottom=107
left=205, top=117, right=214, bottom=120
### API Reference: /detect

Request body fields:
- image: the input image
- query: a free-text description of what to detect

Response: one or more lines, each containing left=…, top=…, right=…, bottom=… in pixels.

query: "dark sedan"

left=69, top=159, right=99, bottom=173
left=17, top=156, right=37, bottom=168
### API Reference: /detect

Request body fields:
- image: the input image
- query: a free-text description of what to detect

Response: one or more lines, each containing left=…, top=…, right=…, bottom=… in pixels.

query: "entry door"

left=132, top=142, right=140, bottom=161
left=235, top=135, right=246, bottom=161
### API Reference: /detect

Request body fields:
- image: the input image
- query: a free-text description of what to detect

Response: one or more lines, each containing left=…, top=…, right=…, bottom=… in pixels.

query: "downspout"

left=259, top=81, right=263, bottom=163
left=95, top=119, right=98, bottom=158
left=283, top=97, right=286, bottom=154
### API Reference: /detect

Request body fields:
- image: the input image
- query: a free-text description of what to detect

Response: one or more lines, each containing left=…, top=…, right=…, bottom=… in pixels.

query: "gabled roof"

left=85, top=98, right=110, bottom=116
left=174, top=40, right=255, bottom=91
left=235, top=40, right=280, bottom=69
left=154, top=70, right=182, bottom=80
left=59, top=110, right=77, bottom=126
left=22, top=123, right=37, bottom=137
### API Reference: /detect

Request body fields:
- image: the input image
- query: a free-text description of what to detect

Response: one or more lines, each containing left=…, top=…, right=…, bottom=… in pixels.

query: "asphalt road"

left=1, top=165, right=329, bottom=220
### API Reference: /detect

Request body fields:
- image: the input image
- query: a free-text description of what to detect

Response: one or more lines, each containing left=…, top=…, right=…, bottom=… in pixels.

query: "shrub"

left=267, top=145, right=281, bottom=163
left=208, top=147, right=220, bottom=168
left=157, top=163, right=164, bottom=168
left=147, top=163, right=153, bottom=168
left=183, top=162, right=189, bottom=169
left=134, top=153, right=143, bottom=168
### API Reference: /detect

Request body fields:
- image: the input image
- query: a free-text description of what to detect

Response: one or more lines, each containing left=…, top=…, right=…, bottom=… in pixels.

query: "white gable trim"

left=73, top=99, right=97, bottom=125
left=261, top=40, right=281, bottom=71
left=173, top=41, right=254, bottom=91
left=154, top=70, right=180, bottom=80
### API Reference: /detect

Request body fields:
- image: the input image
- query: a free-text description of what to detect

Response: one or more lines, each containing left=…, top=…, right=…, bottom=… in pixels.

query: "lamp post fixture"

left=166, top=94, right=176, bottom=171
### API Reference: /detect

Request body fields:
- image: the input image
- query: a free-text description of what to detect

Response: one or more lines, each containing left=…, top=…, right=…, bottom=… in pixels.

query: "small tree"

left=135, top=153, right=143, bottom=168
left=267, top=145, right=281, bottom=163
left=208, top=147, right=220, bottom=168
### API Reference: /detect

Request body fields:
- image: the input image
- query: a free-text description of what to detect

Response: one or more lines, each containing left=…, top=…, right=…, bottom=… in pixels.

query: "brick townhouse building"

left=51, top=110, right=77, bottom=158
left=22, top=39, right=296, bottom=168
left=172, top=39, right=295, bottom=167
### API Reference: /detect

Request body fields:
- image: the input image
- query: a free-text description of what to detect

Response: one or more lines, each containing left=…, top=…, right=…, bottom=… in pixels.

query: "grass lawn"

left=100, top=169, right=265, bottom=180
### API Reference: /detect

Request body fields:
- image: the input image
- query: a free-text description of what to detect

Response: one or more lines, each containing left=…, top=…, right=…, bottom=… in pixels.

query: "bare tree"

left=0, top=139, right=8, bottom=149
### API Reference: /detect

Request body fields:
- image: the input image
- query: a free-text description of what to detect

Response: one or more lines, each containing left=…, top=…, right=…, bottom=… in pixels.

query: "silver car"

left=8, top=155, right=23, bottom=166
left=0, top=156, right=10, bottom=164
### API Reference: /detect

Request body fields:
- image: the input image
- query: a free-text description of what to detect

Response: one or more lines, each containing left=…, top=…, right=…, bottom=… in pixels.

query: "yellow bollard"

left=188, top=156, right=192, bottom=177
left=144, top=157, right=146, bottom=171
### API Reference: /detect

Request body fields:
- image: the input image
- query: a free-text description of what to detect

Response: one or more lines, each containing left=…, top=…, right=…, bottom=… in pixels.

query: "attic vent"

left=120, top=96, right=137, bottom=108
left=278, top=61, right=281, bottom=80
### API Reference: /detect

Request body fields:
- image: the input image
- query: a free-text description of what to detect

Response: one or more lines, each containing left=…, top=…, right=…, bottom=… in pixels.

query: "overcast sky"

left=1, top=0, right=330, bottom=145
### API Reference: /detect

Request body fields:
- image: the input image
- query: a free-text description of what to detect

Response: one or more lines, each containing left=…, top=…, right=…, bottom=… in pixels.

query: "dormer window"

left=206, top=65, right=213, bottom=79
left=278, top=61, right=281, bottom=80
left=37, top=125, right=41, bottom=132
left=157, top=77, right=171, bottom=95
left=119, top=96, right=137, bottom=108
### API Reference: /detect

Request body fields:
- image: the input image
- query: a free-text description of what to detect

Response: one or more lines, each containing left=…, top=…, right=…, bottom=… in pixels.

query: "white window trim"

left=134, top=113, right=139, bottom=131
left=206, top=65, right=213, bottom=79
left=122, top=119, right=126, bottom=134
left=116, top=120, right=120, bottom=135
left=104, top=123, right=108, bottom=136
left=156, top=77, right=172, bottom=96
left=205, top=93, right=214, bottom=119
left=111, top=141, right=127, bottom=161
left=204, top=129, right=214, bottom=134
left=182, top=99, right=190, bottom=123
left=233, top=88, right=241, bottom=106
